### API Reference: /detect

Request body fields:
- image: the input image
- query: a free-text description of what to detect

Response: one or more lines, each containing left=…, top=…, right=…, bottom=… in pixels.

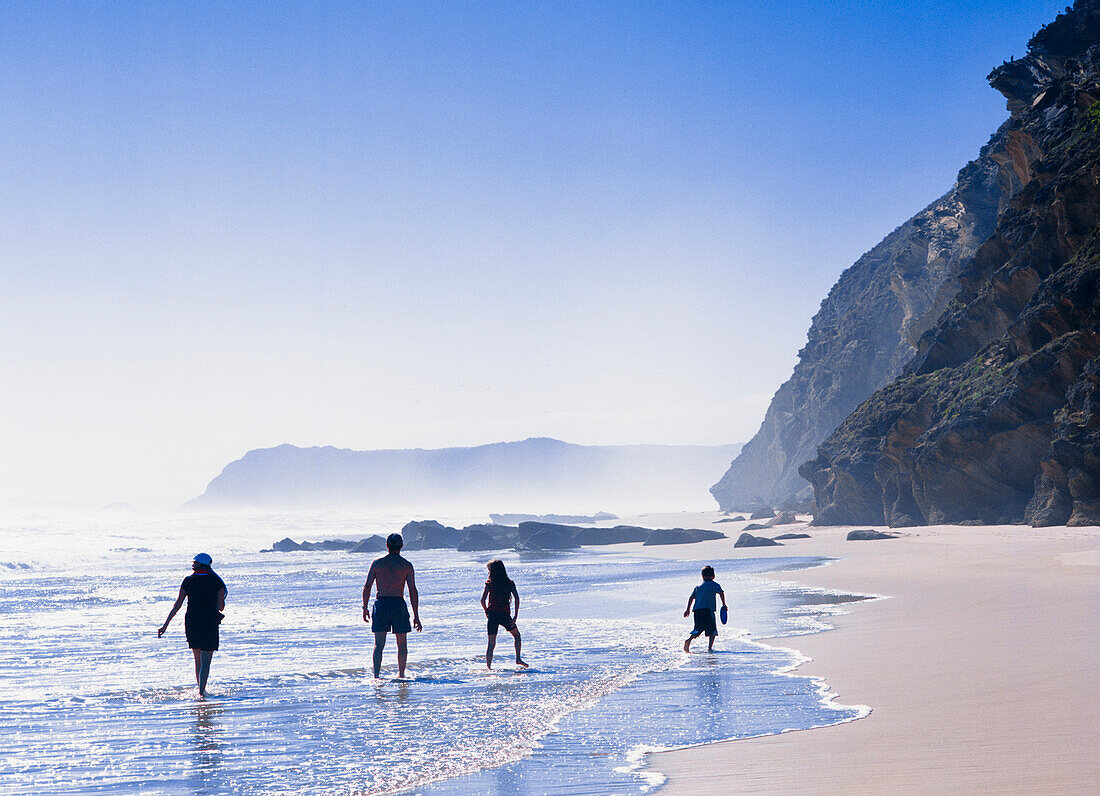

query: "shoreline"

left=622, top=514, right=1100, bottom=794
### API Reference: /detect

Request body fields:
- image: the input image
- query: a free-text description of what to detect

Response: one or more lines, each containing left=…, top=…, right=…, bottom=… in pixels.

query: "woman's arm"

left=217, top=587, right=226, bottom=612
left=480, top=583, right=490, bottom=613
left=158, top=586, right=186, bottom=637
left=511, top=583, right=520, bottom=620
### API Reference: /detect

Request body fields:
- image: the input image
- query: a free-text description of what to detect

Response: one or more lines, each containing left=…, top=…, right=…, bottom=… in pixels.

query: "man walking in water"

left=362, top=533, right=422, bottom=678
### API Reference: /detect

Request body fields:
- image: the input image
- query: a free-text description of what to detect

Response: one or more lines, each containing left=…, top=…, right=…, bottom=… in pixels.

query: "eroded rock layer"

left=804, top=1, right=1100, bottom=527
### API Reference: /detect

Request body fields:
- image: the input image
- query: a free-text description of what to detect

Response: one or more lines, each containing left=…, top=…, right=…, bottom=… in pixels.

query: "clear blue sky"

left=0, top=1, right=1066, bottom=506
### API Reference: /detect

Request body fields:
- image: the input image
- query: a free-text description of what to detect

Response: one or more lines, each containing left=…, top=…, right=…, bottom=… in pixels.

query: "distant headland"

left=186, top=437, right=742, bottom=512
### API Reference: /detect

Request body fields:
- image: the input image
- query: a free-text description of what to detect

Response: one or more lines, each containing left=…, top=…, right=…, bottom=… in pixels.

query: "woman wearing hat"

left=158, top=553, right=228, bottom=697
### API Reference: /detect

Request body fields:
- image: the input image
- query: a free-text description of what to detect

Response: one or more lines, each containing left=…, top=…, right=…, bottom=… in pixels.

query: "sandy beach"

left=622, top=513, right=1100, bottom=794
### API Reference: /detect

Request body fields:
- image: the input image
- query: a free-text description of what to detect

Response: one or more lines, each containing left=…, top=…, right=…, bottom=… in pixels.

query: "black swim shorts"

left=486, top=610, right=516, bottom=635
left=372, top=596, right=412, bottom=634
left=691, top=609, right=717, bottom=638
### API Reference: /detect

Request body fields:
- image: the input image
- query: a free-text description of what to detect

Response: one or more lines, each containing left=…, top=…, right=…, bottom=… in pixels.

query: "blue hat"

left=193, top=553, right=213, bottom=566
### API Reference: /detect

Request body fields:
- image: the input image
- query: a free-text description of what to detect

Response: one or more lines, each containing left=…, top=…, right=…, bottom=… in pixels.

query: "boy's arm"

left=683, top=593, right=695, bottom=617
left=719, top=588, right=727, bottom=608
left=512, top=583, right=520, bottom=620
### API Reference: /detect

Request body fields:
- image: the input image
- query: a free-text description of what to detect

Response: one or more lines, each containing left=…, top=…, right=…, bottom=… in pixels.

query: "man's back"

left=369, top=553, right=413, bottom=598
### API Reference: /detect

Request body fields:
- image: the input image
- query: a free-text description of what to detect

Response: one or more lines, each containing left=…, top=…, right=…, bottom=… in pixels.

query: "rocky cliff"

left=711, top=83, right=1023, bottom=513
left=803, top=1, right=1100, bottom=527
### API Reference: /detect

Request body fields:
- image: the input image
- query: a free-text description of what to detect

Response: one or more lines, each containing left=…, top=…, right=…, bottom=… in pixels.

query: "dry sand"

left=612, top=513, right=1100, bottom=794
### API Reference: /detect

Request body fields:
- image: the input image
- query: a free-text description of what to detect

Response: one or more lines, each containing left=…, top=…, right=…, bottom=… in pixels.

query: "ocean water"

left=1, top=511, right=870, bottom=795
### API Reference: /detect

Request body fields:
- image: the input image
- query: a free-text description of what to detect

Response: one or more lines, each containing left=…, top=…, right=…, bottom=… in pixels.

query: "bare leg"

left=192, top=649, right=202, bottom=689
left=198, top=650, right=214, bottom=695
left=509, top=627, right=527, bottom=667
left=486, top=634, right=497, bottom=669
left=707, top=635, right=715, bottom=652
left=684, top=633, right=698, bottom=653
left=373, top=632, right=387, bottom=678
left=395, top=633, right=408, bottom=678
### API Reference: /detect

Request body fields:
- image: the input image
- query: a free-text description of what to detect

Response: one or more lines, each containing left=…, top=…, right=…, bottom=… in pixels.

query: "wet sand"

left=618, top=514, right=1100, bottom=794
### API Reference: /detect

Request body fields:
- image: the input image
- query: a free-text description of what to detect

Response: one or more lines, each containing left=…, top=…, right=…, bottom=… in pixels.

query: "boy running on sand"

left=683, top=565, right=727, bottom=653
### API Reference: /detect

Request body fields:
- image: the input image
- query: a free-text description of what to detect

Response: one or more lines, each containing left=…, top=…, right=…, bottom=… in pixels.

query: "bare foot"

left=683, top=640, right=691, bottom=653
left=515, top=658, right=528, bottom=668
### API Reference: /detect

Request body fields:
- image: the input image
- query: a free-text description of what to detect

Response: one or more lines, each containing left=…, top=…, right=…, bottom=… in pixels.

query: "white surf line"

left=641, top=562, right=884, bottom=789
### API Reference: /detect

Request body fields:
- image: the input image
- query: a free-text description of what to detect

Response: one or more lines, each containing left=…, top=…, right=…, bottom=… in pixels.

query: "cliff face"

left=710, top=113, right=1020, bottom=512
left=803, top=1, right=1100, bottom=527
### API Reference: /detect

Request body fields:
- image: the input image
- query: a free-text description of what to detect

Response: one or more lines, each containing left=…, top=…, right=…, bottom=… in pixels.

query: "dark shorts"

left=486, top=610, right=516, bottom=635
left=691, top=609, right=717, bottom=638
left=185, top=615, right=219, bottom=651
left=372, top=596, right=412, bottom=634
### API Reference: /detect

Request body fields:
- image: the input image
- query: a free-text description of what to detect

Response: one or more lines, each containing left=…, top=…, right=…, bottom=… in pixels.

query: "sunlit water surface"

left=0, top=511, right=869, bottom=795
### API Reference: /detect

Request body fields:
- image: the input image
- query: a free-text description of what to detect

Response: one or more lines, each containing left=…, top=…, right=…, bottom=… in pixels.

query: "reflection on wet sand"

left=695, top=655, right=725, bottom=739
left=190, top=701, right=224, bottom=792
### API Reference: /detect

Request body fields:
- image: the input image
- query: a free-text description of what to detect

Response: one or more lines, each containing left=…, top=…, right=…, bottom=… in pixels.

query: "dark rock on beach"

left=351, top=535, right=388, bottom=553
left=515, top=524, right=581, bottom=550
left=298, top=539, right=359, bottom=551
left=764, top=511, right=799, bottom=527
left=772, top=533, right=811, bottom=540
left=462, top=523, right=519, bottom=546
left=401, top=520, right=452, bottom=547
left=641, top=528, right=725, bottom=546
left=266, top=519, right=731, bottom=553
left=270, top=536, right=371, bottom=552
left=573, top=526, right=651, bottom=545
left=409, top=524, right=463, bottom=550
left=456, top=528, right=503, bottom=551
left=749, top=507, right=776, bottom=520
left=846, top=529, right=898, bottom=541
left=741, top=522, right=768, bottom=531
left=734, top=533, right=782, bottom=548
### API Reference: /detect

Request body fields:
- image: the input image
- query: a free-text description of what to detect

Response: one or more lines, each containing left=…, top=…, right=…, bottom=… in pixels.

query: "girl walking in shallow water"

left=480, top=559, right=528, bottom=670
